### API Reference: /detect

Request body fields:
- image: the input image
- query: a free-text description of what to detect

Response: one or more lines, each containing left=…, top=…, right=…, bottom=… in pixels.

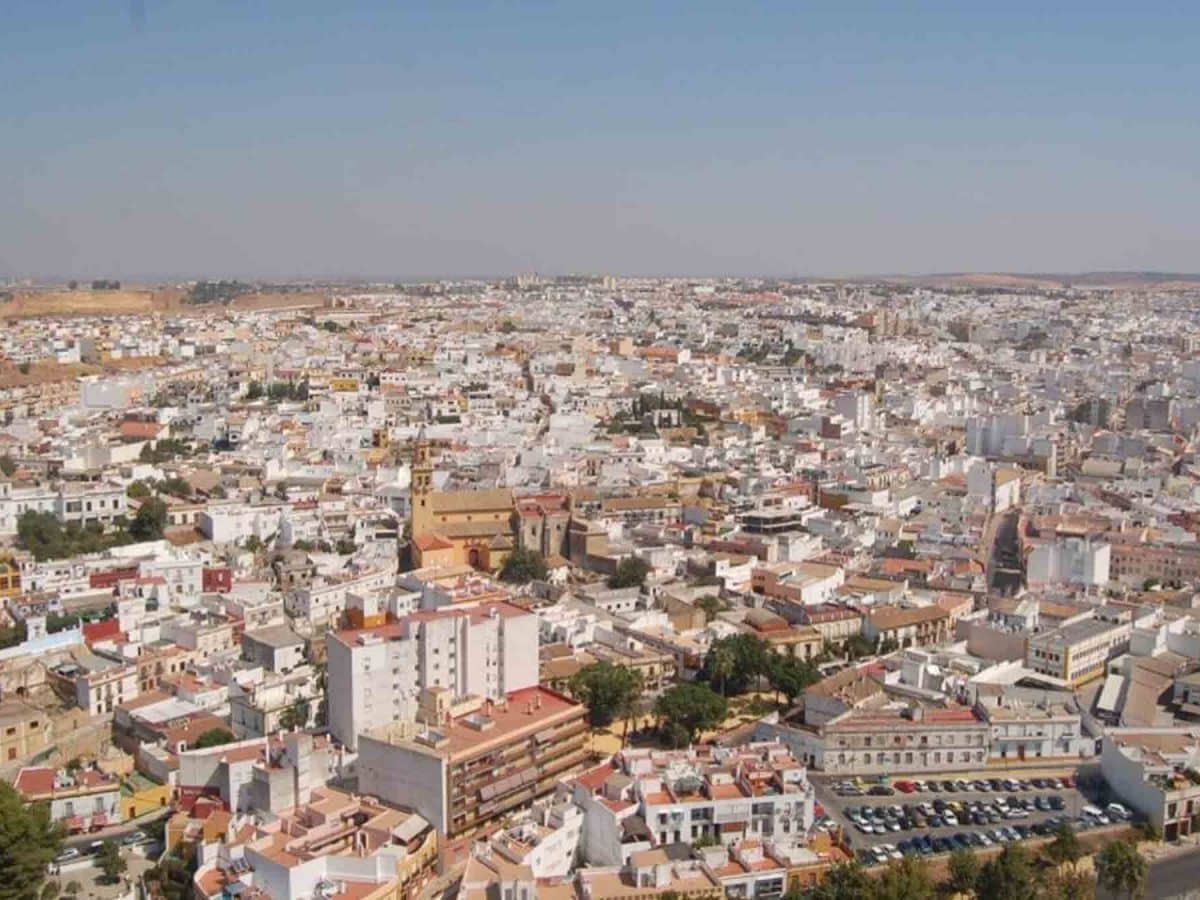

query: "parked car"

left=1106, top=803, right=1132, bottom=821
left=121, top=831, right=148, bottom=846
left=53, top=848, right=81, bottom=865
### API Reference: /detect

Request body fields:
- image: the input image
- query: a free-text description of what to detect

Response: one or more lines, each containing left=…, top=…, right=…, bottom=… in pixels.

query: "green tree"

left=0, top=780, right=63, bottom=900
left=843, top=634, right=874, bottom=660
left=0, top=455, right=15, bottom=477
left=705, top=639, right=737, bottom=696
left=948, top=847, right=981, bottom=896
left=1095, top=840, right=1146, bottom=900
left=568, top=661, right=645, bottom=730
left=654, top=682, right=727, bottom=747
left=125, top=480, right=151, bottom=499
left=768, top=654, right=821, bottom=705
left=129, top=497, right=168, bottom=541
left=245, top=381, right=264, bottom=400
left=702, top=634, right=770, bottom=696
left=97, top=840, right=126, bottom=884
left=697, top=594, right=723, bottom=623
left=873, top=856, right=936, bottom=900
left=607, top=556, right=651, bottom=589
left=334, top=537, right=356, bottom=555
left=806, top=861, right=872, bottom=900
left=1044, top=823, right=1082, bottom=871
left=158, top=476, right=192, bottom=498
left=499, top=546, right=549, bottom=584
left=975, top=844, right=1038, bottom=900
left=243, top=534, right=264, bottom=553
left=279, top=700, right=310, bottom=731
left=1040, top=869, right=1095, bottom=900
left=193, top=727, right=236, bottom=749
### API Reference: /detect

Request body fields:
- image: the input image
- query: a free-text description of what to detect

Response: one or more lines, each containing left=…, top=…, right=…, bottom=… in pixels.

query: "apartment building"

left=0, top=700, right=51, bottom=763
left=13, top=765, right=124, bottom=833
left=1109, top=541, right=1200, bottom=588
left=326, top=600, right=539, bottom=749
left=0, top=479, right=127, bottom=536
left=862, top=604, right=951, bottom=649
left=230, top=666, right=323, bottom=738
left=161, top=612, right=237, bottom=660
left=621, top=742, right=814, bottom=849
left=779, top=705, right=990, bottom=775
left=1102, top=729, right=1200, bottom=841
left=1026, top=537, right=1111, bottom=588
left=71, top=661, right=140, bottom=716
left=286, top=566, right=393, bottom=629
left=357, top=686, right=589, bottom=839
left=192, top=786, right=438, bottom=900
left=1025, top=615, right=1132, bottom=687
left=752, top=562, right=845, bottom=607
left=974, top=695, right=1090, bottom=761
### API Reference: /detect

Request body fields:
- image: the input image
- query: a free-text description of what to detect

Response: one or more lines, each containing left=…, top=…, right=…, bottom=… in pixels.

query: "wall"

left=357, top=737, right=447, bottom=834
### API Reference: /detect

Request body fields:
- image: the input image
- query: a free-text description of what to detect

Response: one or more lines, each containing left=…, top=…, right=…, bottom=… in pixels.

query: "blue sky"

left=3, top=1, right=1199, bottom=279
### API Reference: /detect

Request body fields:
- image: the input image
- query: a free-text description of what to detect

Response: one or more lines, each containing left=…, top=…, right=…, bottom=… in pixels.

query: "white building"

left=326, top=600, right=539, bottom=749
left=1027, top=537, right=1111, bottom=588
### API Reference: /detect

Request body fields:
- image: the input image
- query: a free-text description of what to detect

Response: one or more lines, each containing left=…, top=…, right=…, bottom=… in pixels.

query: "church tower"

left=411, top=427, right=434, bottom=537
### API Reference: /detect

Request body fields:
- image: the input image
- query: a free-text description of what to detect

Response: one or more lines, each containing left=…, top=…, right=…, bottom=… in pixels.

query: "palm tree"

left=1096, top=839, right=1147, bottom=900
left=708, top=641, right=736, bottom=696
left=1044, top=823, right=1083, bottom=871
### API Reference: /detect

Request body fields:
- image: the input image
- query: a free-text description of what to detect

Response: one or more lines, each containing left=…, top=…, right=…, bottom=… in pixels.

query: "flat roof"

left=366, top=686, right=584, bottom=761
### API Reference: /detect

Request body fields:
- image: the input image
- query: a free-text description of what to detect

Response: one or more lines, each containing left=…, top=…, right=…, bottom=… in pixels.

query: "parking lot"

left=812, top=773, right=1128, bottom=865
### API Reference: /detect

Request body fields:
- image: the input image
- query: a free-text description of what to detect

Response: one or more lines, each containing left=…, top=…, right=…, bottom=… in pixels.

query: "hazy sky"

left=4, top=1, right=1200, bottom=280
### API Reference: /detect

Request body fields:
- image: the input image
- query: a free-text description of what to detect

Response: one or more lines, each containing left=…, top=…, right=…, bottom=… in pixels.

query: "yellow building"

left=0, top=555, right=21, bottom=599
left=410, top=431, right=516, bottom=572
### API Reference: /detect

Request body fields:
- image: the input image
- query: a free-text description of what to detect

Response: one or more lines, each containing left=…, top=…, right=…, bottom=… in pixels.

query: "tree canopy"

left=1095, top=839, right=1146, bottom=900
left=0, top=781, right=62, bottom=900
left=975, top=844, right=1039, bottom=900
left=768, top=653, right=821, bottom=704
left=947, top=846, right=981, bottom=895
left=129, top=497, right=168, bottom=541
left=701, top=634, right=771, bottom=696
left=654, top=682, right=727, bottom=747
left=499, top=546, right=548, bottom=584
left=568, top=661, right=645, bottom=728
left=97, top=839, right=127, bottom=883
left=607, top=556, right=651, bottom=589
left=1044, top=823, right=1083, bottom=870
left=194, top=727, right=236, bottom=749
left=17, top=511, right=134, bottom=560
left=871, top=856, right=936, bottom=900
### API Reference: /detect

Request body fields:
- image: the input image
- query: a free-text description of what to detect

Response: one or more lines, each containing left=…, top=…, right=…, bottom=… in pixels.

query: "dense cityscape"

left=1, top=275, right=1199, bottom=899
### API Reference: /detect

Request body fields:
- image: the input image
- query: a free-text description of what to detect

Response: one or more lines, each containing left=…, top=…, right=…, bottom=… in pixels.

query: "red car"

left=1059, top=775, right=1075, bottom=788
left=895, top=780, right=916, bottom=793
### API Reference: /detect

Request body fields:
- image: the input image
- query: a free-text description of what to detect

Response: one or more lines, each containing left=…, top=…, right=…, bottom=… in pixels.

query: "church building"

left=410, top=430, right=518, bottom=571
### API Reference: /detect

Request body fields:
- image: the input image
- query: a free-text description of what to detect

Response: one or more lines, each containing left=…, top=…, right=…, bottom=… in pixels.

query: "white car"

left=1106, top=803, right=1131, bottom=821
left=943, top=813, right=959, bottom=826
left=880, top=843, right=903, bottom=860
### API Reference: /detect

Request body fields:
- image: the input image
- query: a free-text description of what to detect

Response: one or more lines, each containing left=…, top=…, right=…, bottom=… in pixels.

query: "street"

left=1146, top=846, right=1200, bottom=900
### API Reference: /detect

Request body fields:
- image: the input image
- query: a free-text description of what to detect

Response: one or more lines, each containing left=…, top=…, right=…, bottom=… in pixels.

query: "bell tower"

left=411, top=426, right=434, bottom=537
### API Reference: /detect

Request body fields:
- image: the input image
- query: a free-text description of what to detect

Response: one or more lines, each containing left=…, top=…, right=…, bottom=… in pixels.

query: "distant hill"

left=0, top=287, right=327, bottom=318
left=883, top=271, right=1200, bottom=290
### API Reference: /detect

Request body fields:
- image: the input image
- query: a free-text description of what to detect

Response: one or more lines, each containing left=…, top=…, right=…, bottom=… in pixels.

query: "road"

left=987, top=508, right=1023, bottom=595
left=63, top=809, right=169, bottom=850
left=1146, top=846, right=1200, bottom=900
